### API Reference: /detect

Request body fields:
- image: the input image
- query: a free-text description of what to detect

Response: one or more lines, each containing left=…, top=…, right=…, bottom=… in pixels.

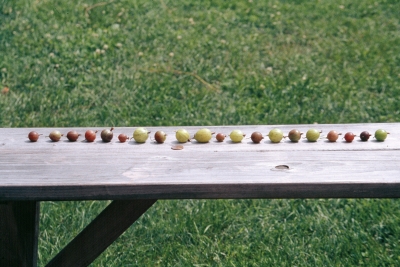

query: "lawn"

left=1, top=0, right=400, bottom=266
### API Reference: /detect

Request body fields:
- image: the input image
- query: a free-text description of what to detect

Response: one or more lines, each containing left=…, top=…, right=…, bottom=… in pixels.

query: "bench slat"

left=1, top=123, right=399, bottom=200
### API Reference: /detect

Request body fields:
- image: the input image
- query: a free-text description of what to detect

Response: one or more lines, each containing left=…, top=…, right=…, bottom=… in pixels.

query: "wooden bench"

left=1, top=123, right=399, bottom=266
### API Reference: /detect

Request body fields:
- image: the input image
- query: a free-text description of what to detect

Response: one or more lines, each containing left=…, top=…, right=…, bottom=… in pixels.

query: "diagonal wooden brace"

left=46, top=199, right=157, bottom=267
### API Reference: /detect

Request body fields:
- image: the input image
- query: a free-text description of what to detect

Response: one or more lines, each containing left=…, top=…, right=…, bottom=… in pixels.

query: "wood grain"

left=1, top=123, right=399, bottom=200
left=45, top=199, right=156, bottom=267
left=0, top=201, right=40, bottom=267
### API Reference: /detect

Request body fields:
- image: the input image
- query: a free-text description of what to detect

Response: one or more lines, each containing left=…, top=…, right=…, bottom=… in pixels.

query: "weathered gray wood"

left=0, top=201, right=40, bottom=267
left=46, top=199, right=156, bottom=267
left=0, top=123, right=399, bottom=200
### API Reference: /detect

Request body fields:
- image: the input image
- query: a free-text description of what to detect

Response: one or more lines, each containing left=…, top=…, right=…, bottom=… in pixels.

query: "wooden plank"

left=46, top=199, right=156, bottom=267
left=0, top=123, right=399, bottom=200
left=1, top=150, right=399, bottom=184
left=0, top=201, right=40, bottom=267
left=0, top=150, right=399, bottom=200
left=1, top=183, right=399, bottom=201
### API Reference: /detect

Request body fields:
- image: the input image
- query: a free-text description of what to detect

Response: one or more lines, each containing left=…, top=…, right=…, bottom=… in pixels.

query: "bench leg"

left=46, top=199, right=157, bottom=267
left=0, top=201, right=40, bottom=267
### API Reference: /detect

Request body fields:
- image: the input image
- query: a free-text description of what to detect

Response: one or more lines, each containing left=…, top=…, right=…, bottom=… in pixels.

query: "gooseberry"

left=194, top=128, right=213, bottom=143
left=251, top=132, right=263, bottom=143
left=360, top=131, right=371, bottom=141
left=216, top=133, right=226, bottom=142
left=66, top=131, right=80, bottom=142
left=375, top=129, right=389, bottom=142
left=133, top=127, right=150, bottom=143
left=306, top=129, right=321, bottom=142
left=48, top=130, right=63, bottom=142
left=344, top=132, right=356, bottom=143
left=154, top=131, right=167, bottom=143
left=327, top=130, right=341, bottom=142
left=118, top=133, right=128, bottom=143
left=287, top=129, right=302, bottom=142
left=268, top=128, right=283, bottom=143
left=28, top=131, right=41, bottom=142
left=101, top=127, right=114, bottom=142
left=85, top=130, right=97, bottom=142
left=230, top=130, right=245, bottom=143
left=176, top=129, right=190, bottom=143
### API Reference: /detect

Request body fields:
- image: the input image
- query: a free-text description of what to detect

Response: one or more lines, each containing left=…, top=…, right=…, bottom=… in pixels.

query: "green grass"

left=39, top=199, right=400, bottom=266
left=1, top=0, right=400, bottom=266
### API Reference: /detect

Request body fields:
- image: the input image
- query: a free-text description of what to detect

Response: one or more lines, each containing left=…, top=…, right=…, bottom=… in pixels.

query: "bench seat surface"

left=1, top=123, right=399, bottom=200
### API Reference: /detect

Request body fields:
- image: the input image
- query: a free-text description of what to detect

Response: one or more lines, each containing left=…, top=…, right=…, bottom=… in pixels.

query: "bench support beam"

left=46, top=199, right=157, bottom=267
left=0, top=201, right=40, bottom=267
